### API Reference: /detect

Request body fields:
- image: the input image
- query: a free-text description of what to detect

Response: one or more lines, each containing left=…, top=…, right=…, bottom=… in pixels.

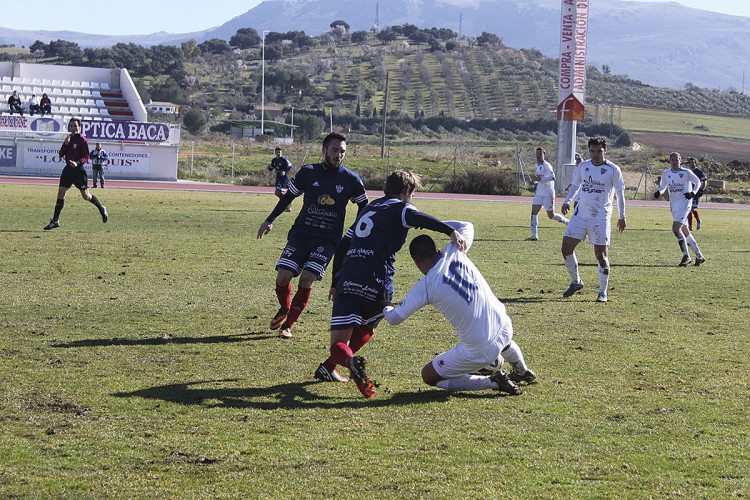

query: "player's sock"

left=53, top=199, right=64, bottom=220
left=349, top=325, right=374, bottom=354
left=275, top=283, right=292, bottom=312
left=283, top=285, right=312, bottom=328
left=322, top=357, right=337, bottom=372
left=693, top=210, right=701, bottom=224
left=531, top=215, right=538, bottom=238
left=687, top=212, right=694, bottom=229
left=553, top=213, right=569, bottom=224
left=676, top=233, right=688, bottom=256
left=330, top=341, right=354, bottom=367
left=89, top=195, right=103, bottom=209
left=598, top=257, right=610, bottom=294
left=564, top=254, right=580, bottom=283
left=501, top=340, right=529, bottom=373
left=436, top=374, right=495, bottom=392
left=686, top=235, right=702, bottom=258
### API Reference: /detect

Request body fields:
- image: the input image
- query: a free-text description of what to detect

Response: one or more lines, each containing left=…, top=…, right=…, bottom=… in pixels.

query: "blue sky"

left=0, top=0, right=748, bottom=36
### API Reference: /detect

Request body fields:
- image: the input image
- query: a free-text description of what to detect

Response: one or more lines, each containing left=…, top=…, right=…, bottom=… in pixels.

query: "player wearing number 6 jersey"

left=314, top=170, right=467, bottom=398
left=383, top=221, right=535, bottom=396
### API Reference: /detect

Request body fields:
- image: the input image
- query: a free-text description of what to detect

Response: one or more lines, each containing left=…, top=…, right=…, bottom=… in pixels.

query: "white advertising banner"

left=22, top=146, right=152, bottom=175
left=557, top=0, right=589, bottom=121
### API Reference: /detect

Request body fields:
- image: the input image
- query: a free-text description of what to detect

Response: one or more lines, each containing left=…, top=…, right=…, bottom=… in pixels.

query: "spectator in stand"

left=39, top=93, right=52, bottom=116
left=28, top=94, right=40, bottom=116
left=8, top=90, right=25, bottom=116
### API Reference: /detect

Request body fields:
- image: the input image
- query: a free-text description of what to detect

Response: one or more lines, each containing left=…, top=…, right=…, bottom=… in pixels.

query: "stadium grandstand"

left=0, top=62, right=179, bottom=181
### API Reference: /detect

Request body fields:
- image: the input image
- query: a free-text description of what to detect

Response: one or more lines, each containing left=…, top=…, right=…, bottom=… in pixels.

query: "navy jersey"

left=269, top=156, right=293, bottom=187
left=286, top=162, right=367, bottom=243
left=335, top=196, right=418, bottom=300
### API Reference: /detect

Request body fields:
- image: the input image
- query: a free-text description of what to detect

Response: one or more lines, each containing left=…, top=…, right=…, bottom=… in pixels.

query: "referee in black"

left=44, top=118, right=108, bottom=230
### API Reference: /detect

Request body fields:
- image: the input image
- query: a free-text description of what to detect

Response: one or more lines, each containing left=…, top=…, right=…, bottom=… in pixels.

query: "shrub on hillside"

left=442, top=169, right=520, bottom=195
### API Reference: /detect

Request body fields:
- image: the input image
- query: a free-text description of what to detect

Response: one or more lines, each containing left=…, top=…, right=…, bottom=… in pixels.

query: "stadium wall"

left=0, top=116, right=180, bottom=181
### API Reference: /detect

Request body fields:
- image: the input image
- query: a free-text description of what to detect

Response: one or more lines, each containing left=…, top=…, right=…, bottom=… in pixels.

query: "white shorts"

left=672, top=205, right=691, bottom=225
left=532, top=190, right=555, bottom=211
left=564, top=216, right=611, bottom=246
left=432, top=322, right=514, bottom=379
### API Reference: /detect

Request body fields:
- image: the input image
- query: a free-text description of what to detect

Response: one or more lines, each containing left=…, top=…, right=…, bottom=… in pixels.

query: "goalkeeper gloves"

left=684, top=192, right=694, bottom=199
left=653, top=191, right=661, bottom=199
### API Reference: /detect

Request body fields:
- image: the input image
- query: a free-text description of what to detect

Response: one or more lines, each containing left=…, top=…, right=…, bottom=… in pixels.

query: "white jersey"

left=564, top=159, right=626, bottom=220
left=383, top=221, right=511, bottom=358
left=534, top=160, right=556, bottom=197
left=658, top=167, right=701, bottom=216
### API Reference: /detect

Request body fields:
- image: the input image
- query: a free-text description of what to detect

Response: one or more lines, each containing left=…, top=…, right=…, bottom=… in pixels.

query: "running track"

left=2, top=175, right=748, bottom=210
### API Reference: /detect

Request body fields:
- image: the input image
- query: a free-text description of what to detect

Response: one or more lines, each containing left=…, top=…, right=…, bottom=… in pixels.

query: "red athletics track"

left=1, top=175, right=748, bottom=210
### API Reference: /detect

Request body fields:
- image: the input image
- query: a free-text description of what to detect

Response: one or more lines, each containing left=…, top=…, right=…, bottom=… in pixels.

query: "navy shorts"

left=330, top=290, right=391, bottom=331
left=276, top=235, right=337, bottom=280
left=59, top=165, right=88, bottom=190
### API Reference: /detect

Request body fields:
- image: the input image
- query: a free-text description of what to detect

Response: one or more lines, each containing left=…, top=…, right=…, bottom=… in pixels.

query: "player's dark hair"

left=588, top=136, right=607, bottom=149
left=409, top=234, right=438, bottom=263
left=323, top=132, right=347, bottom=148
left=274, top=146, right=282, bottom=151
left=384, top=169, right=422, bottom=196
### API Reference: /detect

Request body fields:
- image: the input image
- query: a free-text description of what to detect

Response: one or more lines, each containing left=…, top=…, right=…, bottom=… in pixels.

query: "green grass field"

left=1, top=185, right=748, bottom=497
left=618, top=106, right=750, bottom=141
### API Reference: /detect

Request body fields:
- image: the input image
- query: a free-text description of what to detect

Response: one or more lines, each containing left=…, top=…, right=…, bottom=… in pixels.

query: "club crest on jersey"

left=679, top=172, right=684, bottom=178
left=336, top=185, right=344, bottom=193
left=601, top=167, right=607, bottom=175
left=317, top=194, right=336, bottom=205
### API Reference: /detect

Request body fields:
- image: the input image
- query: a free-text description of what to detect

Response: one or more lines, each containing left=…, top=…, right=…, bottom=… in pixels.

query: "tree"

left=376, top=29, right=398, bottom=45
left=330, top=20, right=350, bottom=31
left=476, top=32, right=502, bottom=47
left=351, top=31, right=368, bottom=44
left=230, top=28, right=261, bottom=49
left=30, top=40, right=47, bottom=54
left=199, top=39, right=232, bottom=55
left=182, top=109, right=207, bottom=135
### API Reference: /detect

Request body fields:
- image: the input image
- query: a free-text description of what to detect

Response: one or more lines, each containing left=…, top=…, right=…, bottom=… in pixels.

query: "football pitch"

left=1, top=184, right=748, bottom=497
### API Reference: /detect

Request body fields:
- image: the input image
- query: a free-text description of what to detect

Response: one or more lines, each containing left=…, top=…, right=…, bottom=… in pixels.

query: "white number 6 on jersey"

left=355, top=211, right=376, bottom=238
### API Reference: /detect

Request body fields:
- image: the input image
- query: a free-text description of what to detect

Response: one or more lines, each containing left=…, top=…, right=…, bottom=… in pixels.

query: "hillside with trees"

left=16, top=23, right=750, bottom=138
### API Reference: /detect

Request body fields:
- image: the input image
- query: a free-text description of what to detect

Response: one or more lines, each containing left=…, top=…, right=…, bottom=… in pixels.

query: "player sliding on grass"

left=314, top=170, right=467, bottom=398
left=654, top=152, right=706, bottom=267
left=560, top=136, right=626, bottom=303
left=257, top=133, right=368, bottom=339
left=383, top=221, right=535, bottom=396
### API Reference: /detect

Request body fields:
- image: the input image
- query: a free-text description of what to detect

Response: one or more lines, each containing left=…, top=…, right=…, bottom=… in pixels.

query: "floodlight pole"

left=291, top=106, right=294, bottom=142
left=261, top=30, right=270, bottom=139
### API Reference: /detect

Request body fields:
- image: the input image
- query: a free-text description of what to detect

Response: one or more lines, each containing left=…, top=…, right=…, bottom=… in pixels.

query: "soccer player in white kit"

left=654, top=152, right=706, bottom=267
left=527, top=147, right=569, bottom=240
left=560, top=137, right=627, bottom=303
left=383, top=221, right=535, bottom=396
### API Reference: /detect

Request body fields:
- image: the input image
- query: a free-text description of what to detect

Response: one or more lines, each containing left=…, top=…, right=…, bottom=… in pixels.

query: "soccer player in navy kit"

left=43, top=118, right=108, bottom=230
left=313, top=170, right=467, bottom=398
left=257, top=133, right=368, bottom=339
left=267, top=146, right=293, bottom=200
left=685, top=157, right=707, bottom=231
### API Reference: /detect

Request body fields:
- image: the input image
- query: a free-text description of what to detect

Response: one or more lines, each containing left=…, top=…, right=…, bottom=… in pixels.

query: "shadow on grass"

left=112, top=379, right=455, bottom=410
left=51, top=332, right=273, bottom=348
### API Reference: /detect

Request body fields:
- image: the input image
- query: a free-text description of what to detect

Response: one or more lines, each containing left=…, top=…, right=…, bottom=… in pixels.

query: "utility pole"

left=381, top=71, right=389, bottom=159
